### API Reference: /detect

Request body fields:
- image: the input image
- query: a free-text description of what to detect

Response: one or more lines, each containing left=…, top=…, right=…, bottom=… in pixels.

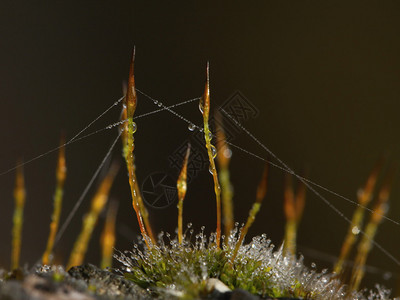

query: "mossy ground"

left=116, top=228, right=391, bottom=299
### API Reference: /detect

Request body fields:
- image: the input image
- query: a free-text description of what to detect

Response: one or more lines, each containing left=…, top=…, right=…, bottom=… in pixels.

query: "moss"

left=116, top=228, right=391, bottom=299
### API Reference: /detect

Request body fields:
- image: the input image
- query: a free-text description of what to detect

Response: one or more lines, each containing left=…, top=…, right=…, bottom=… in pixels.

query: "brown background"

left=1, top=1, right=400, bottom=292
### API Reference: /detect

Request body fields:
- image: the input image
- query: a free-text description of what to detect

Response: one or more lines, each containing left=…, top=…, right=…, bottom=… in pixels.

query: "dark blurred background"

left=1, top=0, right=400, bottom=292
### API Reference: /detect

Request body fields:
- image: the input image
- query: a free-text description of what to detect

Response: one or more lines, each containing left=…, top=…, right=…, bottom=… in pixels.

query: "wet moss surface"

left=0, top=264, right=304, bottom=300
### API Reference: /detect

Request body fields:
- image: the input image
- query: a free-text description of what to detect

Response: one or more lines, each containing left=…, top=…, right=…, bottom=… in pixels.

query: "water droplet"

left=199, top=102, right=204, bottom=114
left=132, top=122, right=137, bottom=133
left=187, top=223, right=192, bottom=228
left=311, top=262, right=316, bottom=268
left=153, top=100, right=158, bottom=105
left=352, top=226, right=360, bottom=235
left=157, top=102, right=162, bottom=107
left=211, top=145, right=217, bottom=159
left=209, top=165, right=214, bottom=174
left=188, top=123, right=196, bottom=131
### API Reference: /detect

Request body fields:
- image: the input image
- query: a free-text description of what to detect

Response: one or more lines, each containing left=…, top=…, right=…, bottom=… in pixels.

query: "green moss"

left=117, top=228, right=391, bottom=299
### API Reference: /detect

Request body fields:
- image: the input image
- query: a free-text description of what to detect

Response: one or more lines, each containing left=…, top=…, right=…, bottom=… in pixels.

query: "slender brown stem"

left=200, top=63, right=222, bottom=248
left=177, top=144, right=191, bottom=244
left=11, top=162, right=26, bottom=270
left=230, top=164, right=268, bottom=263
left=42, top=135, right=67, bottom=265
left=67, top=162, right=119, bottom=269
left=215, top=111, right=234, bottom=241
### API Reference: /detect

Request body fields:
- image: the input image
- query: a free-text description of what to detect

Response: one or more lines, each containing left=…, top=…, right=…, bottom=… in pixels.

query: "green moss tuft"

left=116, top=227, right=391, bottom=299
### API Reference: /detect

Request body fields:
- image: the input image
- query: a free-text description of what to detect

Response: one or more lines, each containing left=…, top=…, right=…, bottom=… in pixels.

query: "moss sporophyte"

left=2, top=51, right=397, bottom=299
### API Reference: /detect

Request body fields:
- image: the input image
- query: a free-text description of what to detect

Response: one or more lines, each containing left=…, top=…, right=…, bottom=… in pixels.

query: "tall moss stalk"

left=67, top=162, right=119, bottom=269
left=334, top=160, right=382, bottom=275
left=42, top=136, right=67, bottom=265
left=349, top=166, right=395, bottom=291
left=177, top=144, right=191, bottom=244
left=121, top=49, right=155, bottom=247
left=215, top=112, right=234, bottom=240
left=100, top=199, right=119, bottom=269
left=283, top=173, right=306, bottom=257
left=11, top=162, right=26, bottom=270
left=199, top=63, right=222, bottom=248
left=230, top=164, right=268, bottom=263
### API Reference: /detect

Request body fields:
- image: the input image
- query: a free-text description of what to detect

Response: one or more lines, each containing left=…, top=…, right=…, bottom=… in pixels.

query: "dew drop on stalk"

left=209, top=165, right=215, bottom=174
left=352, top=226, right=360, bottom=235
left=188, top=123, right=196, bottom=131
left=199, top=102, right=204, bottom=114
left=131, top=121, right=137, bottom=133
left=211, top=145, right=217, bottom=159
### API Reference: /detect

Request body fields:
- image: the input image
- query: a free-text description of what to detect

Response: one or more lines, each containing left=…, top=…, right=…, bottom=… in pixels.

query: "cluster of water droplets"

left=115, top=225, right=224, bottom=297
left=114, top=225, right=391, bottom=299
